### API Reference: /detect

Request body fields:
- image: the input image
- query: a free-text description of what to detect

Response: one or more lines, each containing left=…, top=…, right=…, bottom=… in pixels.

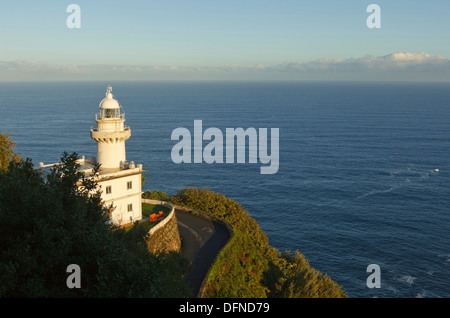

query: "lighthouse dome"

left=99, top=86, right=120, bottom=109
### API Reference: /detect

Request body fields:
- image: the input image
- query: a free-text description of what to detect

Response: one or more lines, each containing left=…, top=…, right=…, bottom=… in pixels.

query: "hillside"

left=170, top=187, right=347, bottom=298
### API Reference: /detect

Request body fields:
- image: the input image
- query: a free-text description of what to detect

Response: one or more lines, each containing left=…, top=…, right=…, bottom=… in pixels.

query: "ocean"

left=1, top=81, right=449, bottom=298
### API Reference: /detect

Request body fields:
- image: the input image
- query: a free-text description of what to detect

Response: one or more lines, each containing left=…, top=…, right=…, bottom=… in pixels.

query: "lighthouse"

left=37, top=86, right=145, bottom=226
left=86, top=85, right=145, bottom=225
left=90, top=85, right=131, bottom=169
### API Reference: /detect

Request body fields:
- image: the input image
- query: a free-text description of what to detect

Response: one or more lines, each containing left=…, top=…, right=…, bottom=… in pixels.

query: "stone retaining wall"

left=142, top=199, right=182, bottom=254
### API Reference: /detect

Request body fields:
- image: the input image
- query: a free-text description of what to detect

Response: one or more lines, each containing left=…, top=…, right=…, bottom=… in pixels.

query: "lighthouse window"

left=127, top=204, right=133, bottom=212
left=105, top=186, right=112, bottom=194
left=106, top=109, right=114, bottom=118
left=127, top=181, right=132, bottom=190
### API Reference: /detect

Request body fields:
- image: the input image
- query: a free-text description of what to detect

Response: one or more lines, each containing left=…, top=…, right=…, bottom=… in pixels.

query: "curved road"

left=175, top=209, right=231, bottom=297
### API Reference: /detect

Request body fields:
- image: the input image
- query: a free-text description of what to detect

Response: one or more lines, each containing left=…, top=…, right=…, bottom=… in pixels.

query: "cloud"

left=1, top=60, right=89, bottom=74
left=270, top=52, right=450, bottom=73
left=1, top=52, right=450, bottom=81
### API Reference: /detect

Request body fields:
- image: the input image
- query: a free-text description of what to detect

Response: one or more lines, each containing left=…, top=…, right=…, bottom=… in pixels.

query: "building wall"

left=98, top=173, right=142, bottom=225
left=97, top=141, right=126, bottom=169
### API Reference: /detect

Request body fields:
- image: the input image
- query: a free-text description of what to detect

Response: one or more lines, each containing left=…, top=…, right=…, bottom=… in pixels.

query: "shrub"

left=142, top=190, right=169, bottom=201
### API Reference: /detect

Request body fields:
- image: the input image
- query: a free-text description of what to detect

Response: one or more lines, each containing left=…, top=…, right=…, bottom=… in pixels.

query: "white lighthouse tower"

left=87, top=85, right=145, bottom=226
left=90, top=85, right=131, bottom=169
left=37, top=86, right=145, bottom=227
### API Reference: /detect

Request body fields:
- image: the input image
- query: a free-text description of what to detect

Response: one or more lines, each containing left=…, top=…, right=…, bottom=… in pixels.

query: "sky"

left=1, top=0, right=450, bottom=81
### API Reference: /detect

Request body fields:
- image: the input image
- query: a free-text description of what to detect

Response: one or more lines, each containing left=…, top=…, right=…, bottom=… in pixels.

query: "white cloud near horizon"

left=274, top=52, right=450, bottom=73
left=2, top=52, right=450, bottom=81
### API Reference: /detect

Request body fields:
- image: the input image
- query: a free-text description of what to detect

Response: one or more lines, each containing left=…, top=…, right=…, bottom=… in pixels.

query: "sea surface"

left=1, top=81, right=449, bottom=298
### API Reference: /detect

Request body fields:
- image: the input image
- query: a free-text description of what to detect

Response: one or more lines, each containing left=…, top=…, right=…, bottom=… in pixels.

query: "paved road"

left=175, top=209, right=231, bottom=297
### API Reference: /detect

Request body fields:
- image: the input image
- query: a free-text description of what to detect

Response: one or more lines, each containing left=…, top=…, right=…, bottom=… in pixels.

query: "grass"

left=123, top=203, right=172, bottom=232
left=142, top=202, right=171, bottom=217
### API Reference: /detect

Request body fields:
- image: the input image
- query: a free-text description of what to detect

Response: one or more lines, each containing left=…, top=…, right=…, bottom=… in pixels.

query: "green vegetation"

left=0, top=131, right=21, bottom=172
left=0, top=149, right=191, bottom=297
left=170, top=187, right=347, bottom=298
left=142, top=202, right=171, bottom=217
left=123, top=203, right=172, bottom=234
left=142, top=190, right=169, bottom=201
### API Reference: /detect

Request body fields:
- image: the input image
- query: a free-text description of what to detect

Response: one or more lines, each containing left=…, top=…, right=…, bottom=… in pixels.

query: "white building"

left=38, top=86, right=145, bottom=226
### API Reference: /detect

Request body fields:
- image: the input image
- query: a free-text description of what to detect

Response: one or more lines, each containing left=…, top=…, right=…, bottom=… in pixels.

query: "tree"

left=0, top=131, right=21, bottom=172
left=0, top=152, right=191, bottom=297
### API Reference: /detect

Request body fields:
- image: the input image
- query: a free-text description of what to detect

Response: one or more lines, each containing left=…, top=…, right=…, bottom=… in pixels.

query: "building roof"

left=99, top=85, right=120, bottom=109
left=36, top=156, right=145, bottom=183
